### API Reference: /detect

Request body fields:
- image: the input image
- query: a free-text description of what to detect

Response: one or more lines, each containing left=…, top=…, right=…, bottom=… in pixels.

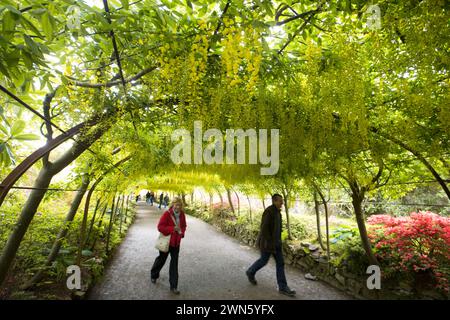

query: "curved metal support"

left=0, top=122, right=88, bottom=207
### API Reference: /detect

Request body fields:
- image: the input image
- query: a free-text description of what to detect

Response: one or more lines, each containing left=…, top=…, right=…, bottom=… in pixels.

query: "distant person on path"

left=159, top=193, right=164, bottom=209
left=164, top=194, right=170, bottom=209
left=245, top=194, right=296, bottom=297
left=146, top=191, right=151, bottom=204
left=150, top=191, right=155, bottom=206
left=151, top=197, right=187, bottom=295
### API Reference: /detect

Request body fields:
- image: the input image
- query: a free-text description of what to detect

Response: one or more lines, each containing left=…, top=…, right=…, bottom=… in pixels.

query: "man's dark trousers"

left=247, top=244, right=288, bottom=290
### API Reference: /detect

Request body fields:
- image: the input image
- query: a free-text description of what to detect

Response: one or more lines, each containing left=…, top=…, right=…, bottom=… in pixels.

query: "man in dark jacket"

left=246, top=194, right=296, bottom=297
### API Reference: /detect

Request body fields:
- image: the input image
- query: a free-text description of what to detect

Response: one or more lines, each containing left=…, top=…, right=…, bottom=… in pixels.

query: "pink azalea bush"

left=367, top=211, right=450, bottom=293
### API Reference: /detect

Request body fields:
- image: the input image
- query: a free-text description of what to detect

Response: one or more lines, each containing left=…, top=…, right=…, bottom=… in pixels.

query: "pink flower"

left=368, top=211, right=450, bottom=292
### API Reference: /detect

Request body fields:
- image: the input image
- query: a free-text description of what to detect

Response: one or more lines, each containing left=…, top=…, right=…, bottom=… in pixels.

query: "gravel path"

left=89, top=202, right=353, bottom=300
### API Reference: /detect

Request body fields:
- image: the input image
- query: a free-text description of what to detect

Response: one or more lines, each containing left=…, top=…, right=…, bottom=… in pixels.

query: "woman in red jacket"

left=150, top=197, right=187, bottom=294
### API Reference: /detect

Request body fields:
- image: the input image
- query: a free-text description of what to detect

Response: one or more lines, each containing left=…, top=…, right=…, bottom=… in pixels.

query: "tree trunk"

left=22, top=174, right=90, bottom=289
left=316, top=187, right=331, bottom=270
left=0, top=167, right=53, bottom=286
left=105, top=194, right=117, bottom=254
left=314, top=191, right=326, bottom=250
left=246, top=193, right=252, bottom=223
left=86, top=196, right=104, bottom=246
left=351, top=191, right=379, bottom=266
left=114, top=194, right=122, bottom=223
left=79, top=189, right=103, bottom=264
left=220, top=192, right=223, bottom=207
left=79, top=156, right=130, bottom=260
left=215, top=188, right=224, bottom=207
left=233, top=189, right=240, bottom=215
left=119, top=194, right=125, bottom=234
left=226, top=188, right=235, bottom=213
left=90, top=200, right=109, bottom=251
left=209, top=192, right=213, bottom=211
left=282, top=190, right=292, bottom=240
left=123, top=194, right=130, bottom=224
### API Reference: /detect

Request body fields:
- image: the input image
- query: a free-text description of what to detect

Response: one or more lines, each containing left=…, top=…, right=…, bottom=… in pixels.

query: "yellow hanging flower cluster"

left=221, top=19, right=263, bottom=96
left=154, top=25, right=211, bottom=123
left=157, top=43, right=183, bottom=91
left=180, top=27, right=210, bottom=123
left=186, top=28, right=209, bottom=96
left=245, top=29, right=263, bottom=95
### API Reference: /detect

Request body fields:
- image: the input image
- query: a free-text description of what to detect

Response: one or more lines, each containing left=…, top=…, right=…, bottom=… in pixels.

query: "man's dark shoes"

left=151, top=278, right=156, bottom=284
left=246, top=270, right=257, bottom=285
left=171, top=288, right=180, bottom=295
left=279, top=287, right=296, bottom=297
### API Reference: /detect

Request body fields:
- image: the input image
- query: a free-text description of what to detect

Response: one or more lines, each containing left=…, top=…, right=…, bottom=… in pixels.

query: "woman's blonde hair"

left=171, top=197, right=183, bottom=207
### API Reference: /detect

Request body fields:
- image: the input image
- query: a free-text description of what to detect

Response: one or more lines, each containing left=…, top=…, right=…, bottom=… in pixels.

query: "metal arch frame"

left=0, top=121, right=89, bottom=207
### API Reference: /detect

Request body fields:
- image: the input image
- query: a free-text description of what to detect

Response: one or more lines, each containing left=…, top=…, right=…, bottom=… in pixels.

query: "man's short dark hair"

left=272, top=194, right=283, bottom=202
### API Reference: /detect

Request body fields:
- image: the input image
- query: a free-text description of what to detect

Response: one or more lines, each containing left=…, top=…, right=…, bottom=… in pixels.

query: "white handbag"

left=155, top=232, right=171, bottom=252
left=154, top=214, right=178, bottom=253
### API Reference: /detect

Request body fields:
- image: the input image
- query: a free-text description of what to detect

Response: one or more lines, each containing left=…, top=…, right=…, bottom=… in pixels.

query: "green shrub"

left=0, top=196, right=136, bottom=298
left=330, top=225, right=369, bottom=276
left=285, top=218, right=312, bottom=240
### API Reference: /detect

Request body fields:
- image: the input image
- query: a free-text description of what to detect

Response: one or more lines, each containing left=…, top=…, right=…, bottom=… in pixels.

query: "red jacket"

left=157, top=207, right=187, bottom=247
